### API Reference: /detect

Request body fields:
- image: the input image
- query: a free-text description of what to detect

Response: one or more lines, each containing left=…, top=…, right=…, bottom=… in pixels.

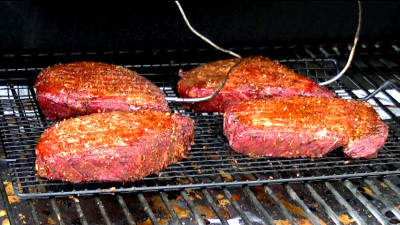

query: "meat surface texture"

left=223, top=97, right=389, bottom=159
left=177, top=56, right=335, bottom=112
left=35, top=110, right=195, bottom=183
left=35, top=62, right=169, bottom=121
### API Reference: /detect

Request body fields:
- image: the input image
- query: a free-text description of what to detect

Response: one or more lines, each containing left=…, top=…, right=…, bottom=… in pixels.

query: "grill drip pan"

left=1, top=55, right=400, bottom=199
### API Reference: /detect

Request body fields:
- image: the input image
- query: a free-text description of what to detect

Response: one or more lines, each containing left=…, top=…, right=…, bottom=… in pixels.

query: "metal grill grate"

left=1, top=57, right=400, bottom=199
left=4, top=176, right=400, bottom=224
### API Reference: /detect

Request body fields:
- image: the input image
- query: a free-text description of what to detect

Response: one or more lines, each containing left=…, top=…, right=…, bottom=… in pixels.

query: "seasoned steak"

left=35, top=110, right=194, bottom=183
left=35, top=62, right=169, bottom=121
left=177, top=56, right=335, bottom=112
left=224, top=97, right=388, bottom=159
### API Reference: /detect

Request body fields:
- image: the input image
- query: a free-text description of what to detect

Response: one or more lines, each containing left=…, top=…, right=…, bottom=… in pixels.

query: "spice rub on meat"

left=35, top=62, right=169, bottom=121
left=35, top=110, right=194, bottom=183
left=177, top=56, right=335, bottom=112
left=223, top=97, right=389, bottom=159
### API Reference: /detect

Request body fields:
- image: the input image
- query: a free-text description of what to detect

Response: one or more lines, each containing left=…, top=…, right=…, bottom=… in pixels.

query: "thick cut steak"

left=224, top=97, right=389, bottom=159
left=177, top=56, right=335, bottom=112
left=35, top=110, right=194, bottom=183
left=35, top=62, right=169, bottom=121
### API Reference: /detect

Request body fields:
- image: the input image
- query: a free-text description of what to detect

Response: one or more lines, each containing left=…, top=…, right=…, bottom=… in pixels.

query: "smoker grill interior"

left=0, top=1, right=400, bottom=225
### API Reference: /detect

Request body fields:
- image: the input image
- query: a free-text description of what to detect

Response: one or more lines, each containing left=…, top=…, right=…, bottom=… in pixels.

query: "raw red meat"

left=223, top=97, right=389, bottom=159
left=177, top=56, right=335, bottom=112
left=35, top=62, right=169, bottom=121
left=35, top=110, right=194, bottom=183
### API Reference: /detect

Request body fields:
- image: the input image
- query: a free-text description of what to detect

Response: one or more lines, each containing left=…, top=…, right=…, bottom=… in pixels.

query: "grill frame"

left=0, top=51, right=399, bottom=199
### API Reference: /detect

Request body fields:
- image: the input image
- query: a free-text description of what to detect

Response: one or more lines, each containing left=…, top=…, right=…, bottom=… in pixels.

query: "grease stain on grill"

left=338, top=214, right=356, bottom=225
left=275, top=193, right=307, bottom=218
left=3, top=181, right=19, bottom=204
left=1, top=219, right=9, bottom=225
left=138, top=218, right=168, bottom=225
left=195, top=205, right=217, bottom=219
left=253, top=186, right=274, bottom=204
left=149, top=195, right=189, bottom=220
left=356, top=186, right=374, bottom=201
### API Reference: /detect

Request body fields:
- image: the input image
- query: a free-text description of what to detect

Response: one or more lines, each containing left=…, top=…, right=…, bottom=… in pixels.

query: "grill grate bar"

left=72, top=197, right=89, bottom=225
left=263, top=185, right=299, bottom=225
left=50, top=198, right=66, bottom=225
left=241, top=186, right=276, bottom=224
left=94, top=196, right=112, bottom=225
left=201, top=189, right=230, bottom=225
left=343, top=180, right=389, bottom=224
left=159, top=192, right=181, bottom=225
left=363, top=179, right=400, bottom=220
left=180, top=190, right=207, bottom=225
left=137, top=193, right=161, bottom=225
left=28, top=200, right=40, bottom=225
left=221, top=188, right=253, bottom=225
left=285, top=184, right=322, bottom=225
left=324, top=182, right=366, bottom=225
left=116, top=194, right=137, bottom=225
left=305, top=183, right=342, bottom=225
left=383, top=177, right=400, bottom=199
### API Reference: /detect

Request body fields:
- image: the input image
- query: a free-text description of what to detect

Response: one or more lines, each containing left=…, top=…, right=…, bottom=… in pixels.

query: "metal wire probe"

left=165, top=59, right=243, bottom=103
left=165, top=1, right=243, bottom=103
left=357, top=79, right=399, bottom=101
left=319, top=0, right=362, bottom=86
left=171, top=1, right=364, bottom=103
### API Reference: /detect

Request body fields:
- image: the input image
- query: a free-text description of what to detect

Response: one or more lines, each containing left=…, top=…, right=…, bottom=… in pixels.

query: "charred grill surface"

left=35, top=62, right=170, bottom=121
left=177, top=56, right=334, bottom=112
left=35, top=110, right=195, bottom=183
left=224, top=97, right=389, bottom=159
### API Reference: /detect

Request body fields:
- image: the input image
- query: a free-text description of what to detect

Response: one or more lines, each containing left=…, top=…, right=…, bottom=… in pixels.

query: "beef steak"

left=223, top=97, right=389, bottom=159
left=177, top=56, right=335, bottom=112
left=35, top=62, right=169, bottom=121
left=35, top=110, right=194, bottom=183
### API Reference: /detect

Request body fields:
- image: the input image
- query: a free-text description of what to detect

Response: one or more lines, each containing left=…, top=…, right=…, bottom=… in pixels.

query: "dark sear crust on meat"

left=35, top=110, right=195, bottom=183
left=35, top=62, right=170, bottom=121
left=224, top=97, right=389, bottom=159
left=177, top=56, right=335, bottom=112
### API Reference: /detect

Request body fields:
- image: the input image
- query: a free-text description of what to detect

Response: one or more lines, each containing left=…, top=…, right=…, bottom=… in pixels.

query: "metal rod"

left=221, top=188, right=253, bottom=225
left=383, top=177, right=400, bottom=199
left=137, top=193, right=161, bottom=225
left=363, top=179, right=400, bottom=220
left=324, top=182, right=366, bottom=225
left=201, top=189, right=230, bottom=225
left=27, top=200, right=40, bottom=225
left=242, top=186, right=276, bottom=225
left=304, top=183, right=343, bottom=225
left=343, top=180, right=390, bottom=225
left=71, top=197, right=89, bottom=225
left=50, top=198, right=66, bottom=225
left=94, top=196, right=112, bottom=225
left=159, top=192, right=181, bottom=225
left=180, top=190, right=207, bottom=225
left=263, top=185, right=299, bottom=225
left=116, top=194, right=137, bottom=225
left=285, top=184, right=322, bottom=225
